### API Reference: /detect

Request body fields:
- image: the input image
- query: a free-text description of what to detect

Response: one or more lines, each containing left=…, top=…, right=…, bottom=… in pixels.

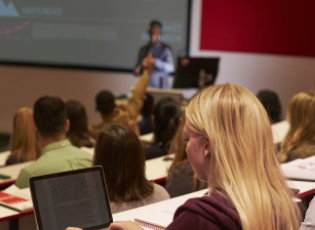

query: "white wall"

left=0, top=0, right=314, bottom=133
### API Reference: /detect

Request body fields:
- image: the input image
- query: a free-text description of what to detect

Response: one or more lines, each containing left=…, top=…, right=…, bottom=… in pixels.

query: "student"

left=107, top=83, right=300, bottom=230
left=257, top=89, right=282, bottom=123
left=15, top=96, right=92, bottom=189
left=6, top=107, right=41, bottom=165
left=144, top=97, right=181, bottom=160
left=137, top=93, right=154, bottom=135
left=94, top=124, right=170, bottom=213
left=165, top=114, right=207, bottom=197
left=89, top=55, right=153, bottom=139
left=65, top=100, right=95, bottom=148
left=278, top=91, right=315, bottom=163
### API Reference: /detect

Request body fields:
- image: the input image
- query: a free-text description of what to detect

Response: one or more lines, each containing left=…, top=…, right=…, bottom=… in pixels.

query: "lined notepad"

left=134, top=211, right=174, bottom=230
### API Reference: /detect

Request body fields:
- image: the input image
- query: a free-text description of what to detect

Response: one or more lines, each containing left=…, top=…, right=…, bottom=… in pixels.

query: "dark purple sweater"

left=166, top=192, right=242, bottom=230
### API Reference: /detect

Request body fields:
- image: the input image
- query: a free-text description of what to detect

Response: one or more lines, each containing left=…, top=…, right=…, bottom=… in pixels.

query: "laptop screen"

left=30, top=166, right=113, bottom=230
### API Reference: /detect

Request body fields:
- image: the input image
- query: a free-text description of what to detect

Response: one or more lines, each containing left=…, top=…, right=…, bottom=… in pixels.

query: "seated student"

left=89, top=55, right=154, bottom=139
left=257, top=89, right=282, bottom=124
left=15, top=96, right=92, bottom=189
left=165, top=114, right=207, bottom=198
left=93, top=124, right=170, bottom=213
left=65, top=100, right=95, bottom=148
left=144, top=97, right=181, bottom=160
left=137, top=93, right=154, bottom=135
left=105, top=83, right=300, bottom=230
left=301, top=196, right=315, bottom=229
left=278, top=91, right=315, bottom=163
left=6, top=107, right=41, bottom=165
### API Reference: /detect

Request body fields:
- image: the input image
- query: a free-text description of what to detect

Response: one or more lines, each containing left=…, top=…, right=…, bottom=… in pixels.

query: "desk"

left=0, top=152, right=171, bottom=190
left=113, top=189, right=207, bottom=222
left=281, top=156, right=315, bottom=182
left=0, top=161, right=33, bottom=188
left=145, top=154, right=173, bottom=183
left=113, top=180, right=309, bottom=223
left=0, top=180, right=314, bottom=230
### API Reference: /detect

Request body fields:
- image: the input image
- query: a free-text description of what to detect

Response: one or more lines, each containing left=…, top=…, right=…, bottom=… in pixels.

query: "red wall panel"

left=200, top=0, right=315, bottom=57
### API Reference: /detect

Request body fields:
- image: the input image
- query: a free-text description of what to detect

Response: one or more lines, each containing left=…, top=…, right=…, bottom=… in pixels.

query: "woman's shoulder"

left=168, top=192, right=241, bottom=230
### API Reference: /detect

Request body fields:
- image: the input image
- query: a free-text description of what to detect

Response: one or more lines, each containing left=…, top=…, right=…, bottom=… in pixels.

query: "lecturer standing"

left=134, top=20, right=174, bottom=89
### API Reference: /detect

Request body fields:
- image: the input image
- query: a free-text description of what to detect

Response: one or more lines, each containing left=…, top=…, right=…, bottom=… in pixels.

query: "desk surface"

left=113, top=189, right=207, bottom=223
left=281, top=156, right=315, bottom=182
left=1, top=179, right=313, bottom=223
left=0, top=152, right=173, bottom=189
left=0, top=161, right=33, bottom=188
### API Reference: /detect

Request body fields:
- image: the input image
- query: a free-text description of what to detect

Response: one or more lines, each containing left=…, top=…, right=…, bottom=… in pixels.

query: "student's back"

left=94, top=124, right=169, bottom=213
left=6, top=107, right=41, bottom=166
left=15, top=96, right=92, bottom=189
left=278, top=91, right=315, bottom=163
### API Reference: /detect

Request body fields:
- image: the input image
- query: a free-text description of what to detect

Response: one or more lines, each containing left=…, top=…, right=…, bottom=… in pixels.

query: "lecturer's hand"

left=109, top=221, right=145, bottom=230
left=66, top=227, right=82, bottom=230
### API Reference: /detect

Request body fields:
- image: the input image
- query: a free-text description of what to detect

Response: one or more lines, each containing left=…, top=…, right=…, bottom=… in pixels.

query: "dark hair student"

left=144, top=97, right=181, bottom=159
left=93, top=124, right=169, bottom=213
left=65, top=100, right=95, bottom=148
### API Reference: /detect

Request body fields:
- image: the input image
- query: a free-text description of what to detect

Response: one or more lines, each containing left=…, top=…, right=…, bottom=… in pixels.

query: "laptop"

left=29, top=166, right=113, bottom=230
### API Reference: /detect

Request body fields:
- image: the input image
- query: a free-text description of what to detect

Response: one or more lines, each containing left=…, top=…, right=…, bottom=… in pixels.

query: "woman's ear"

left=203, top=135, right=211, bottom=157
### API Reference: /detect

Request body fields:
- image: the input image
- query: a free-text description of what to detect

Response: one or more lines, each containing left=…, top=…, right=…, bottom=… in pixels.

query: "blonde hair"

left=279, top=91, right=315, bottom=162
left=185, top=83, right=299, bottom=230
left=10, top=107, right=41, bottom=162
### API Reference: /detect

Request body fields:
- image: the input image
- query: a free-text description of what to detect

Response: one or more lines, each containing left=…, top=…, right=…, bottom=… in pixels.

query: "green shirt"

left=15, top=140, right=92, bottom=189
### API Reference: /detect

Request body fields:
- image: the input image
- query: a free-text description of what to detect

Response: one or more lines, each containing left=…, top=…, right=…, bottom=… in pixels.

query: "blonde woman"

left=279, top=91, right=315, bottom=163
left=69, top=83, right=300, bottom=230
left=6, top=107, right=41, bottom=165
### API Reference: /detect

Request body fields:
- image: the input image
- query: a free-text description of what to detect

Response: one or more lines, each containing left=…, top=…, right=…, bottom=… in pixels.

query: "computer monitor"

left=172, top=57, right=220, bottom=88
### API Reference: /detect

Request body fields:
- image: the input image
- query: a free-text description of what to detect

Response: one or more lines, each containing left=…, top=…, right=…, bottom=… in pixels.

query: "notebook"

left=0, top=185, right=33, bottom=212
left=29, top=166, right=113, bottom=230
left=134, top=211, right=174, bottom=230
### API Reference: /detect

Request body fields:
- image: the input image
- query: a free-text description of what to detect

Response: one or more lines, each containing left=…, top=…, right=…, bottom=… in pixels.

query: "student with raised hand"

left=65, top=100, right=95, bottom=148
left=15, top=96, right=92, bottom=189
left=6, top=107, right=41, bottom=165
left=278, top=91, right=315, bottom=163
left=107, top=83, right=300, bottom=230
left=94, top=124, right=170, bottom=213
left=89, top=55, right=154, bottom=139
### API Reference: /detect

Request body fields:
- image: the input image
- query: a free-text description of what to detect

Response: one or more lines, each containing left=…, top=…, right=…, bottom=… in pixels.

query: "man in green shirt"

left=15, top=96, right=92, bottom=189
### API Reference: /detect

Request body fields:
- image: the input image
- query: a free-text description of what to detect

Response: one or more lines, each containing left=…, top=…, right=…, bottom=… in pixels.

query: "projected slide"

left=0, top=0, right=189, bottom=70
